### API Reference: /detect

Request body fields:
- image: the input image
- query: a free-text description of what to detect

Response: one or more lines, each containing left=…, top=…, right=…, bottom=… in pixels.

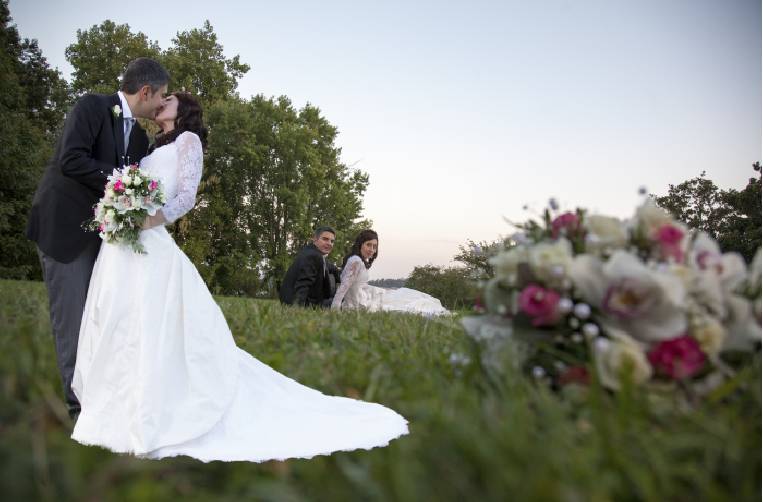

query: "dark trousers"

left=37, top=240, right=100, bottom=419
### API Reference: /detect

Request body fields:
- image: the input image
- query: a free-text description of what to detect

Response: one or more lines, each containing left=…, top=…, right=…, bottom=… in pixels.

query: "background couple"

left=26, top=57, right=407, bottom=462
left=281, top=227, right=449, bottom=314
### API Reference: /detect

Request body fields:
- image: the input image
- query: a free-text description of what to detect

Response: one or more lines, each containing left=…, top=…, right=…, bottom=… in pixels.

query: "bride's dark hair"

left=342, top=229, right=379, bottom=270
left=150, top=92, right=208, bottom=152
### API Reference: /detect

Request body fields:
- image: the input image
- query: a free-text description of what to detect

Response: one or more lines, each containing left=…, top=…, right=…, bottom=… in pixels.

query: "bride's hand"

left=142, top=211, right=167, bottom=230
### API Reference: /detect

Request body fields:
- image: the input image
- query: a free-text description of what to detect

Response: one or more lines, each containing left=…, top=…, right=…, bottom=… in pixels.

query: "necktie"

left=123, top=117, right=135, bottom=152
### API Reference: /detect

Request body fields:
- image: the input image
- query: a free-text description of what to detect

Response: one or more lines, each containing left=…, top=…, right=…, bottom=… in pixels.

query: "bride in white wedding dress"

left=331, top=230, right=449, bottom=316
left=71, top=93, right=408, bottom=462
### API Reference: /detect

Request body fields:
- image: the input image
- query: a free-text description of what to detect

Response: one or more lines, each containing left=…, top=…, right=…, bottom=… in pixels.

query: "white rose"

left=105, top=209, right=115, bottom=221
left=488, top=246, right=528, bottom=280
left=105, top=188, right=115, bottom=200
left=635, top=198, right=673, bottom=237
left=124, top=188, right=133, bottom=195
left=122, top=175, right=132, bottom=186
left=594, top=330, right=652, bottom=390
left=133, top=175, right=142, bottom=185
left=528, top=238, right=573, bottom=283
left=691, top=317, right=726, bottom=356
left=584, top=215, right=628, bottom=253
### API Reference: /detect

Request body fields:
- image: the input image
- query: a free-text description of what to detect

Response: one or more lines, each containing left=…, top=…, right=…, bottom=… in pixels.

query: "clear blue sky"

left=9, top=0, right=761, bottom=278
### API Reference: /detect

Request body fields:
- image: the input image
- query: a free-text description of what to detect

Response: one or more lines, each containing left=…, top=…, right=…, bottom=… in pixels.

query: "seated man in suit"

left=280, top=226, right=341, bottom=308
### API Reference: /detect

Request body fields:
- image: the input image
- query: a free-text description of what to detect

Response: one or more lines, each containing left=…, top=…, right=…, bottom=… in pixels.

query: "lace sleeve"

left=161, top=132, right=203, bottom=224
left=331, top=257, right=363, bottom=310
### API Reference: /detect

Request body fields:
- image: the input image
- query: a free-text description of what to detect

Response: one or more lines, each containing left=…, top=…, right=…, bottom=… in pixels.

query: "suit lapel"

left=110, top=94, right=126, bottom=166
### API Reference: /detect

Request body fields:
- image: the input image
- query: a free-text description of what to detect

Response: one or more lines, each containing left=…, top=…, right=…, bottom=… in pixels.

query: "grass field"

left=0, top=279, right=760, bottom=501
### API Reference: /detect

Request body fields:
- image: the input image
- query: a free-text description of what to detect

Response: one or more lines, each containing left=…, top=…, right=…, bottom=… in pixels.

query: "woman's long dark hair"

left=150, top=92, right=208, bottom=152
left=342, top=230, right=379, bottom=270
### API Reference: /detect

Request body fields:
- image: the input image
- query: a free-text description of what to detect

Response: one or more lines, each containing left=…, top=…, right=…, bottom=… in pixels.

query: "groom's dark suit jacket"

left=279, top=243, right=340, bottom=307
left=26, top=93, right=149, bottom=263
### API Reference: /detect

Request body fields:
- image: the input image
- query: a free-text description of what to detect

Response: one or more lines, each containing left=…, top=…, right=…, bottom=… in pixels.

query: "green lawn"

left=0, top=279, right=759, bottom=501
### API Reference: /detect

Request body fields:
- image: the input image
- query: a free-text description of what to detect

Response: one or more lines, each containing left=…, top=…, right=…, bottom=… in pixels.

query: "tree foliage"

left=0, top=0, right=69, bottom=280
left=405, top=265, right=477, bottom=311
left=161, top=21, right=249, bottom=104
left=65, top=20, right=161, bottom=95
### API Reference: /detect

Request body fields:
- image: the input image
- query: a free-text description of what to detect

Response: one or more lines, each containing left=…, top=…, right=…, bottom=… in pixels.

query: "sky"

left=8, top=0, right=762, bottom=278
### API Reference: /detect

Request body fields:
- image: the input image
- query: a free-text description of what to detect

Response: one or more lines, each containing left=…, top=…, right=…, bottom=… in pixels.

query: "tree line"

left=0, top=0, right=370, bottom=296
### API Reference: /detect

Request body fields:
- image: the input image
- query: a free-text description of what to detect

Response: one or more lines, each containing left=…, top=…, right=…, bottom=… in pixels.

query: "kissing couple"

left=27, top=57, right=408, bottom=462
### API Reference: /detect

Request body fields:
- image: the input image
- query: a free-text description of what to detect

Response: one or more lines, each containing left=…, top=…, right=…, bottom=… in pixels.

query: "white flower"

left=691, top=317, right=726, bottom=356
left=112, top=104, right=122, bottom=117
left=750, top=248, right=761, bottom=294
left=105, top=209, right=115, bottom=221
left=723, top=295, right=761, bottom=351
left=635, top=198, right=673, bottom=237
left=105, top=188, right=115, bottom=200
left=488, top=246, right=528, bottom=280
left=573, top=303, right=591, bottom=319
left=122, top=175, right=132, bottom=186
left=528, top=238, right=573, bottom=283
left=584, top=215, right=628, bottom=253
left=133, top=175, right=142, bottom=185
left=557, top=298, right=574, bottom=314
left=569, top=251, right=687, bottom=342
left=594, top=330, right=652, bottom=390
left=124, top=188, right=133, bottom=195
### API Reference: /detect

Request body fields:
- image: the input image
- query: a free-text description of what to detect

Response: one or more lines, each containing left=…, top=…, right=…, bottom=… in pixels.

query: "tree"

left=65, top=20, right=160, bottom=95
left=716, top=163, right=762, bottom=262
left=161, top=21, right=249, bottom=104
left=405, top=265, right=477, bottom=311
left=0, top=0, right=69, bottom=280
left=174, top=95, right=370, bottom=297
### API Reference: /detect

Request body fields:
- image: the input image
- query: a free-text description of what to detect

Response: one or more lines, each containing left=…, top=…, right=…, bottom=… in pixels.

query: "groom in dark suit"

left=26, top=57, right=169, bottom=420
left=280, top=226, right=341, bottom=308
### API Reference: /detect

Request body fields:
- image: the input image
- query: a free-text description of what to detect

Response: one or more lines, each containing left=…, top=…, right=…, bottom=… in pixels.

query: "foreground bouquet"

left=85, top=164, right=165, bottom=254
left=463, top=198, right=761, bottom=395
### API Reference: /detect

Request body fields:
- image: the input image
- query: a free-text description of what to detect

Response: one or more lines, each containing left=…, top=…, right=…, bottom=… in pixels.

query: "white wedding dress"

left=71, top=132, right=408, bottom=462
left=332, top=255, right=449, bottom=316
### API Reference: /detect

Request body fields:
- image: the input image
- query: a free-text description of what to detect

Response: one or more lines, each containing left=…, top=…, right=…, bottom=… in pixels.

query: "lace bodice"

left=139, top=131, right=203, bottom=223
left=332, top=256, right=373, bottom=310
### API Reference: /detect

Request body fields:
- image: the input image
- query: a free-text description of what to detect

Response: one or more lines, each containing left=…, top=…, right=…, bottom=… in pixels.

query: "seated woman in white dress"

left=331, top=230, right=449, bottom=316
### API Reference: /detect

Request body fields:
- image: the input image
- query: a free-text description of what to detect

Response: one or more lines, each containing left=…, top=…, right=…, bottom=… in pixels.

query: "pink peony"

left=654, top=224, right=685, bottom=262
left=551, top=212, right=580, bottom=239
left=149, top=180, right=158, bottom=191
left=518, top=284, right=561, bottom=327
left=113, top=180, right=125, bottom=192
left=647, top=335, right=706, bottom=379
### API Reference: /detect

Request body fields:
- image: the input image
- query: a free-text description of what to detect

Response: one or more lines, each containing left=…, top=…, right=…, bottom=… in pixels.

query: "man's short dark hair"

left=120, top=58, right=170, bottom=94
left=314, top=226, right=336, bottom=239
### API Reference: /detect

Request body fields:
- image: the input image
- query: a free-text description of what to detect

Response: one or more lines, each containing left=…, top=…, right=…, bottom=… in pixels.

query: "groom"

left=26, top=57, right=169, bottom=420
left=280, top=226, right=341, bottom=308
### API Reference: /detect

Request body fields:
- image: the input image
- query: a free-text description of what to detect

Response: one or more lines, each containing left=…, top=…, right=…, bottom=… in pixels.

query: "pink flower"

left=558, top=366, right=590, bottom=386
left=113, top=180, right=125, bottom=192
left=98, top=223, right=105, bottom=232
left=149, top=180, right=158, bottom=191
left=654, top=224, right=685, bottom=262
left=647, top=335, right=706, bottom=379
left=551, top=212, right=580, bottom=239
left=518, top=284, right=561, bottom=327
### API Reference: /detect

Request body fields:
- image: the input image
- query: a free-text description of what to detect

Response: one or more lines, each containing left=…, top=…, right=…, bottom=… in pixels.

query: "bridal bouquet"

left=462, top=198, right=761, bottom=395
left=86, top=164, right=165, bottom=254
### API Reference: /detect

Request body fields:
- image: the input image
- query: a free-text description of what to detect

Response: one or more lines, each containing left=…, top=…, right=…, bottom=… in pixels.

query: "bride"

left=331, top=230, right=449, bottom=316
left=71, top=93, right=408, bottom=462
